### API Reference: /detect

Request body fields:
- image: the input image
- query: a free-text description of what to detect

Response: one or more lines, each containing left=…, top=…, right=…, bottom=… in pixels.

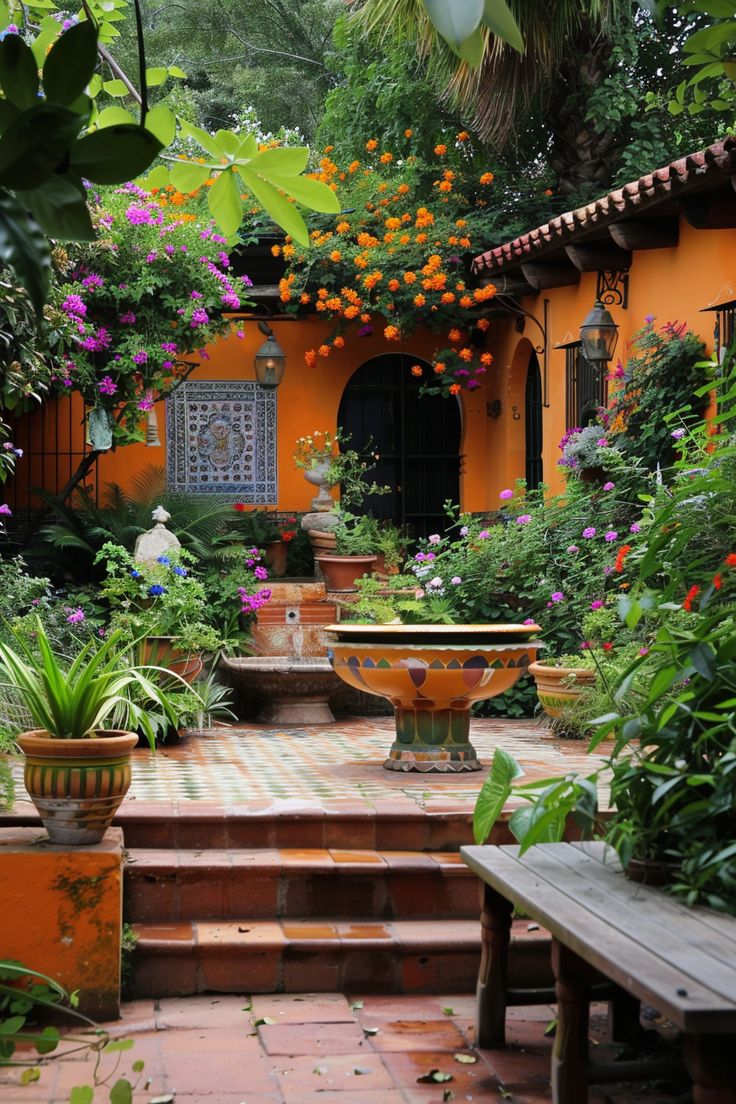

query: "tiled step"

left=124, top=847, right=481, bottom=923
left=110, top=804, right=493, bottom=851
left=129, top=917, right=552, bottom=997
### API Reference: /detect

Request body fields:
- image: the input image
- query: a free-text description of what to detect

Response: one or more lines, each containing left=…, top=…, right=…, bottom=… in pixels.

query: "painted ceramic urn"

left=326, top=623, right=541, bottom=772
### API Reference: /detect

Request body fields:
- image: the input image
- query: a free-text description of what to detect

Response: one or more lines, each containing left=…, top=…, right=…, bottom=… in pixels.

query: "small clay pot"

left=314, top=553, right=377, bottom=592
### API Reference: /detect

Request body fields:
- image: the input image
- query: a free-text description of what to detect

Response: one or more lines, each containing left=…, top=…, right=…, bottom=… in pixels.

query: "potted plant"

left=528, top=654, right=597, bottom=722
left=558, top=423, right=624, bottom=483
left=373, top=521, right=407, bottom=575
left=1, top=619, right=184, bottom=845
left=95, top=542, right=224, bottom=681
left=314, top=511, right=380, bottom=592
left=229, top=505, right=296, bottom=577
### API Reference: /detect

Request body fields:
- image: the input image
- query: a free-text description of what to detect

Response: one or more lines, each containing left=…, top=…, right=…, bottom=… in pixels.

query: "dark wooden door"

left=525, top=352, right=543, bottom=489
left=338, top=354, right=462, bottom=538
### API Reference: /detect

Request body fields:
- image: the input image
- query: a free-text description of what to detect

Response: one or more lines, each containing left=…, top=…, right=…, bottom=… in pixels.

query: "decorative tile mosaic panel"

left=166, top=380, right=277, bottom=500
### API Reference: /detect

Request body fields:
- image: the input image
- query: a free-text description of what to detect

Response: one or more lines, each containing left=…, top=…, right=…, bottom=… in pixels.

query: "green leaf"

left=0, top=2, right=9, bottom=30
left=35, top=1025, right=60, bottom=1054
left=473, top=747, right=524, bottom=844
left=482, top=0, right=524, bottom=53
left=96, top=106, right=136, bottom=128
left=168, top=64, right=187, bottom=78
left=145, top=66, right=168, bottom=87
left=31, top=15, right=64, bottom=67
left=0, top=99, right=19, bottom=132
left=109, top=1077, right=133, bottom=1104
left=102, top=79, right=131, bottom=97
left=103, top=1039, right=135, bottom=1053
left=145, top=104, right=175, bottom=147
left=0, top=102, right=86, bottom=189
left=88, top=73, right=103, bottom=97
left=69, top=1087, right=94, bottom=1104
left=237, top=132, right=258, bottom=159
left=237, top=164, right=308, bottom=244
left=454, top=25, right=485, bottom=66
left=169, top=158, right=210, bottom=193
left=42, top=19, right=98, bottom=104
left=0, top=190, right=50, bottom=313
left=0, top=1014, right=25, bottom=1034
left=263, top=171, right=340, bottom=213
left=207, top=168, right=243, bottom=236
left=179, top=117, right=227, bottom=160
left=131, top=1059, right=145, bottom=1072
left=70, top=125, right=163, bottom=184
left=20, top=1067, right=40, bottom=1084
left=247, top=146, right=309, bottom=176
left=690, top=641, right=716, bottom=680
left=0, top=35, right=39, bottom=108
left=421, top=0, right=484, bottom=48
left=18, top=171, right=94, bottom=241
left=214, top=128, right=241, bottom=158
left=138, top=163, right=170, bottom=191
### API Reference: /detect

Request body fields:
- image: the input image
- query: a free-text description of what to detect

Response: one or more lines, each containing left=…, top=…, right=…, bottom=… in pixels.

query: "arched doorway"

left=525, top=352, right=543, bottom=489
left=338, top=353, right=462, bottom=538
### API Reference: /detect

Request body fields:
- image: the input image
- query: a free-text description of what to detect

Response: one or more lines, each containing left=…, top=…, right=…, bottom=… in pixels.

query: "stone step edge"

left=124, top=847, right=475, bottom=876
left=129, top=919, right=552, bottom=997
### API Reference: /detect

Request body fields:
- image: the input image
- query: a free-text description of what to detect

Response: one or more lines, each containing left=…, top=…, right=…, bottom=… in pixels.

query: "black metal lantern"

left=253, top=321, right=286, bottom=388
left=579, top=300, right=619, bottom=364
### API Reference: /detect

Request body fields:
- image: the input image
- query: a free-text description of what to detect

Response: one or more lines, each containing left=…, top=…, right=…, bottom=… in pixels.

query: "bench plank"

left=461, top=843, right=736, bottom=1033
left=521, top=844, right=736, bottom=999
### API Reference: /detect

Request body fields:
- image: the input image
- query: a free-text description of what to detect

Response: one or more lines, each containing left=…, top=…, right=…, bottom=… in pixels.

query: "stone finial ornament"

left=133, top=504, right=182, bottom=564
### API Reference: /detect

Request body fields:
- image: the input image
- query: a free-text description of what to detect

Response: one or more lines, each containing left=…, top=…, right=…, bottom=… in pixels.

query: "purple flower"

left=478, top=529, right=490, bottom=539
left=567, top=544, right=579, bottom=553
left=137, top=395, right=155, bottom=412
left=460, top=525, right=469, bottom=536
left=62, top=294, right=86, bottom=318
left=582, top=527, right=596, bottom=539
left=630, top=522, right=641, bottom=534
left=415, top=552, right=426, bottom=562
left=499, top=489, right=513, bottom=500
left=0, top=504, right=11, bottom=516
left=428, top=576, right=443, bottom=589
left=81, top=273, right=103, bottom=290
left=221, top=292, right=241, bottom=309
left=356, top=324, right=373, bottom=337
left=191, top=308, right=209, bottom=327
left=604, top=530, right=618, bottom=542
left=162, top=360, right=173, bottom=370
left=602, top=481, right=615, bottom=491
left=450, top=576, right=462, bottom=585
left=523, top=617, right=536, bottom=625
left=148, top=584, right=166, bottom=596
left=425, top=552, right=435, bottom=561
left=66, top=607, right=85, bottom=624
left=254, top=565, right=269, bottom=581
left=644, top=314, right=655, bottom=324
left=516, top=514, right=531, bottom=525
left=639, top=647, right=649, bottom=656
left=161, top=342, right=177, bottom=353
left=132, top=350, right=148, bottom=365
left=428, top=534, right=441, bottom=544
left=190, top=290, right=203, bottom=300
left=165, top=244, right=175, bottom=255
left=98, top=376, right=117, bottom=396
left=146, top=251, right=158, bottom=263
left=125, top=205, right=154, bottom=225
left=119, top=311, right=136, bottom=324
left=550, top=591, right=564, bottom=603
left=590, top=600, right=604, bottom=610
left=596, top=437, right=608, bottom=447
left=671, top=428, right=686, bottom=440
left=603, top=565, right=614, bottom=576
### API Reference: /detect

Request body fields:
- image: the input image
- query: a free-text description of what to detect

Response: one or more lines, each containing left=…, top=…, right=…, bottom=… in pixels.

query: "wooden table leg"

left=476, top=882, right=513, bottom=1048
left=683, top=1034, right=736, bottom=1104
left=608, top=986, right=641, bottom=1043
left=551, top=938, right=593, bottom=1104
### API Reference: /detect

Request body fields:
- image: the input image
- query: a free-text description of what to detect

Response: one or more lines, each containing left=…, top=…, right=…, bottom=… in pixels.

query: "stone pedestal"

left=0, top=827, right=123, bottom=1020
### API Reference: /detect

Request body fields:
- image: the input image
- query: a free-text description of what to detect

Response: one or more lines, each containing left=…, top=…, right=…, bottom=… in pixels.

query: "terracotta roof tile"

left=472, top=136, right=736, bottom=274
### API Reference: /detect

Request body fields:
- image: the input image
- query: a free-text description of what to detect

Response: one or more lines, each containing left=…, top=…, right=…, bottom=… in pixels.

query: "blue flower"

left=130, top=570, right=141, bottom=579
left=148, top=584, right=166, bottom=596
left=157, top=555, right=171, bottom=566
left=172, top=566, right=188, bottom=577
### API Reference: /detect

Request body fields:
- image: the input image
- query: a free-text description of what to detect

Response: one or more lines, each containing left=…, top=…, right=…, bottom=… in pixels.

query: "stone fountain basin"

left=220, top=655, right=343, bottom=725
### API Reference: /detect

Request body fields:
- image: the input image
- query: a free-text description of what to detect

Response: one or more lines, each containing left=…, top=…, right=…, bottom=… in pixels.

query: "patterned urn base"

left=383, top=705, right=481, bottom=772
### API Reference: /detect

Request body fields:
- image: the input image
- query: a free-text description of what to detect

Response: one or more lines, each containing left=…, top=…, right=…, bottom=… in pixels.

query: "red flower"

left=614, top=544, right=632, bottom=573
left=602, top=642, right=613, bottom=651
left=713, top=573, right=723, bottom=590
left=232, top=503, right=246, bottom=512
left=281, top=530, right=296, bottom=542
left=683, top=585, right=700, bottom=612
left=725, top=553, right=736, bottom=567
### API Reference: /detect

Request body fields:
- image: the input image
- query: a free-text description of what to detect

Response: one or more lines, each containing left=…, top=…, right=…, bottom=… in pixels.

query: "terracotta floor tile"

left=259, top=1021, right=368, bottom=1055
left=250, top=993, right=353, bottom=1023
left=281, top=1093, right=406, bottom=1104
left=353, top=995, right=448, bottom=1021
left=337, top=922, right=393, bottom=941
left=280, top=848, right=334, bottom=866
left=366, top=1018, right=467, bottom=1052
left=195, top=921, right=287, bottom=948
left=273, top=1051, right=394, bottom=1095
left=380, top=1049, right=500, bottom=1095
left=282, top=922, right=338, bottom=942
left=328, top=849, right=386, bottom=864
left=134, top=921, right=194, bottom=942
left=156, top=995, right=254, bottom=1029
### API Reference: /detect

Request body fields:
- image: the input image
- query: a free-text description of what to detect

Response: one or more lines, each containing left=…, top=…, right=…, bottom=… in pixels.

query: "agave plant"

left=0, top=618, right=192, bottom=749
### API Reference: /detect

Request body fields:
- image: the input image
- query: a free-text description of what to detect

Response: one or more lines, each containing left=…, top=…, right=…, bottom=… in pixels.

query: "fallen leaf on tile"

left=442, top=1006, right=455, bottom=1016
left=237, top=926, right=251, bottom=933
left=363, top=1026, right=380, bottom=1036
left=453, top=1053, right=476, bottom=1064
left=443, top=1091, right=455, bottom=1102
left=354, top=1067, right=372, bottom=1075
left=312, top=1065, right=328, bottom=1075
left=254, top=1017, right=275, bottom=1026
left=351, top=1000, right=364, bottom=1010
left=241, top=1003, right=253, bottom=1012
left=417, top=1070, right=453, bottom=1083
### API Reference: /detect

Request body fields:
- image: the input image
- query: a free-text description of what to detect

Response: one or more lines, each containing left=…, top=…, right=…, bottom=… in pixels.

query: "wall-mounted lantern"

left=579, top=300, right=619, bottom=365
left=253, top=320, right=286, bottom=388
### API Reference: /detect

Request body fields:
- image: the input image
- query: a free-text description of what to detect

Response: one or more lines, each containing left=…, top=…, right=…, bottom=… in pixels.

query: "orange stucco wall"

left=7, top=219, right=735, bottom=516
left=91, top=317, right=491, bottom=514
left=485, top=221, right=736, bottom=498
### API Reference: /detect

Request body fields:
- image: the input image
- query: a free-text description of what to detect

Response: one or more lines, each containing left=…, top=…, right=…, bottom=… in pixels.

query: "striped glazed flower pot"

left=528, top=661, right=596, bottom=719
left=17, top=729, right=138, bottom=846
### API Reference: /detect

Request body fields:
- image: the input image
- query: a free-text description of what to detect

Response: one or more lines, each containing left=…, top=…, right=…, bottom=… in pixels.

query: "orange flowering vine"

left=683, top=585, right=701, bottom=612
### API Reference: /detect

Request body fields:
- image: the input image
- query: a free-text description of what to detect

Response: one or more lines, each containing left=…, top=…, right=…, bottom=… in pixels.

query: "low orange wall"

left=0, top=827, right=123, bottom=1020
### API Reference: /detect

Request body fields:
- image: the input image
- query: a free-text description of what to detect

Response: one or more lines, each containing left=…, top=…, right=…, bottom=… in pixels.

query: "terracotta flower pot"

left=314, top=553, right=377, bottom=593
left=264, top=539, right=288, bottom=577
left=17, top=729, right=138, bottom=845
left=139, top=636, right=203, bottom=683
left=625, top=856, right=679, bottom=888
left=528, top=661, right=596, bottom=720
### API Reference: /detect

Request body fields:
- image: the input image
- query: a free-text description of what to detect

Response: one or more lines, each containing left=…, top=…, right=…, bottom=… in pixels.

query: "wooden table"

left=461, top=841, right=736, bottom=1104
